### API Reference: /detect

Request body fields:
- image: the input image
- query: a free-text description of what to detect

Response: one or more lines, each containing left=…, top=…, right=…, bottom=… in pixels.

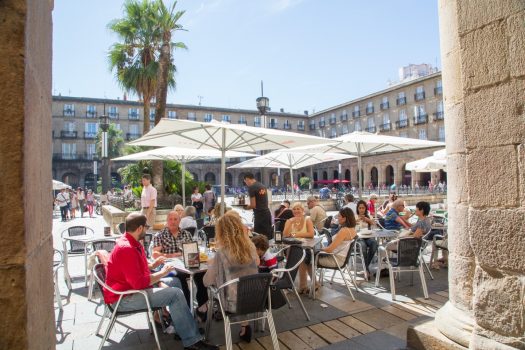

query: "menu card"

left=182, top=242, right=200, bottom=268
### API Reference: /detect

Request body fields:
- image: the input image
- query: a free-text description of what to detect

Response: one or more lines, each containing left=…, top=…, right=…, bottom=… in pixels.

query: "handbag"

left=193, top=201, right=203, bottom=210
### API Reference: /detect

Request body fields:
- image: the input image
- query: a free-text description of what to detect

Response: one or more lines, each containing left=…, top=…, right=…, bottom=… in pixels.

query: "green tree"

left=96, top=123, right=124, bottom=158
left=299, top=176, right=311, bottom=189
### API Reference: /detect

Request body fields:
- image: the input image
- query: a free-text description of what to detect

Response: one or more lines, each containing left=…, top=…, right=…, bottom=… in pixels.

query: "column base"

left=407, top=319, right=467, bottom=350
left=435, top=302, right=474, bottom=348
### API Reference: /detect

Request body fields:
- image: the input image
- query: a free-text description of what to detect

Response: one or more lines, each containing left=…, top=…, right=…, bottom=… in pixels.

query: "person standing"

left=56, top=188, right=69, bottom=222
left=191, top=186, right=203, bottom=219
left=69, top=189, right=78, bottom=219
left=77, top=187, right=85, bottom=218
left=243, top=173, right=272, bottom=239
left=86, top=189, right=95, bottom=218
left=141, top=174, right=157, bottom=227
left=202, top=184, right=215, bottom=216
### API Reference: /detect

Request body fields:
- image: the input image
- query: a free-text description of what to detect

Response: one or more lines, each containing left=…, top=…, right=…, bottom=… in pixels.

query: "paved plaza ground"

left=53, top=211, right=449, bottom=350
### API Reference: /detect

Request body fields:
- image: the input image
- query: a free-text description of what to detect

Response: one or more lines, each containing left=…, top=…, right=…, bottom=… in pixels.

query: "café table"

left=62, top=234, right=119, bottom=289
left=165, top=257, right=209, bottom=316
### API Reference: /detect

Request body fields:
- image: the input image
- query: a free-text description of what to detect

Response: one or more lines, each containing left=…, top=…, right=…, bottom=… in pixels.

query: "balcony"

left=126, top=133, right=141, bottom=141
left=63, top=110, right=75, bottom=117
left=379, top=122, right=392, bottom=132
left=434, top=87, right=443, bottom=95
left=433, top=112, right=445, bottom=121
left=319, top=121, right=326, bottom=128
left=309, top=123, right=316, bottom=131
left=413, top=114, right=428, bottom=125
left=395, top=120, right=409, bottom=129
left=283, top=123, right=291, bottom=130
left=365, top=126, right=376, bottom=133
left=297, top=124, right=305, bottom=131
left=187, top=115, right=197, bottom=121
left=366, top=106, right=374, bottom=114
left=109, top=112, right=119, bottom=119
left=254, top=122, right=261, bottom=127
left=414, top=92, right=426, bottom=101
left=329, top=117, right=337, bottom=125
left=53, top=153, right=79, bottom=161
left=128, top=113, right=140, bottom=120
left=84, top=131, right=97, bottom=139
left=85, top=111, right=97, bottom=118
left=61, top=130, right=78, bottom=139
left=238, top=120, right=247, bottom=125
left=340, top=114, right=348, bottom=122
left=268, top=122, right=279, bottom=129
left=380, top=102, right=389, bottom=110
left=204, top=117, right=212, bottom=122
left=396, top=97, right=407, bottom=106
left=352, top=111, right=360, bottom=118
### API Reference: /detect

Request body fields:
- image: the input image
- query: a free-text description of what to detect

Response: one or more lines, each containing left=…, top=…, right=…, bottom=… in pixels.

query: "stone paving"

left=53, top=212, right=449, bottom=350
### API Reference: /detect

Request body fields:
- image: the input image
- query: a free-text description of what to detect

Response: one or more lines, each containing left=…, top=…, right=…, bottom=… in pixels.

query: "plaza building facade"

left=52, top=71, right=445, bottom=191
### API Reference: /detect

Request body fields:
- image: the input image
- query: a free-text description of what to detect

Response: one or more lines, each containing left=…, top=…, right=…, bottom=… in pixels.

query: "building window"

left=329, top=113, right=337, bottom=124
left=86, top=105, right=96, bottom=118
left=355, top=121, right=361, bottom=131
left=341, top=124, right=348, bottom=134
left=283, top=119, right=291, bottom=129
left=340, top=110, right=348, bottom=121
left=397, top=91, right=406, bottom=106
left=254, top=116, right=261, bottom=127
left=319, top=116, right=326, bottom=128
left=396, top=109, right=408, bottom=129
left=399, top=131, right=408, bottom=138
left=330, top=127, right=337, bottom=138
left=418, top=129, right=427, bottom=140
left=84, top=122, right=98, bottom=139
left=352, top=105, right=360, bottom=118
left=204, top=113, right=213, bottom=122
left=108, top=106, right=118, bottom=119
left=64, top=104, right=75, bottom=117
left=380, top=96, right=389, bottom=110
left=114, top=123, right=121, bottom=130
left=129, top=124, right=139, bottom=134
left=62, top=143, right=77, bottom=159
left=150, top=110, right=155, bottom=121
left=366, top=101, right=374, bottom=114
left=415, top=85, right=426, bottom=101
left=222, top=114, right=231, bottom=122
left=128, top=108, right=139, bottom=120
left=439, top=126, right=446, bottom=141
left=435, top=80, right=443, bottom=95
left=366, top=118, right=376, bottom=132
left=380, top=113, right=391, bottom=131
left=268, top=118, right=278, bottom=129
left=87, top=143, right=96, bottom=159
left=238, top=115, right=247, bottom=124
left=297, top=120, right=305, bottom=130
left=168, top=110, right=177, bottom=119
left=188, top=112, right=196, bottom=121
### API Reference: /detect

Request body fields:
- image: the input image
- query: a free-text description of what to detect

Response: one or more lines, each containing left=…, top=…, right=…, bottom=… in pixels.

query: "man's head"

left=166, top=210, right=181, bottom=235
left=142, top=174, right=151, bottom=186
left=306, top=196, right=317, bottom=209
left=344, top=193, right=354, bottom=203
left=392, top=199, right=405, bottom=213
left=281, top=200, right=290, bottom=208
left=125, top=213, right=149, bottom=240
left=243, top=173, right=256, bottom=186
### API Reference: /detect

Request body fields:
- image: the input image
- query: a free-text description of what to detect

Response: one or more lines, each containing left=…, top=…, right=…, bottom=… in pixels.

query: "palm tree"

left=108, top=0, right=159, bottom=132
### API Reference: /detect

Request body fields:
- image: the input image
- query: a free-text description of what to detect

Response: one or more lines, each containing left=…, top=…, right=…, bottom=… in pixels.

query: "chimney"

left=280, top=108, right=284, bottom=113
left=304, top=110, right=309, bottom=115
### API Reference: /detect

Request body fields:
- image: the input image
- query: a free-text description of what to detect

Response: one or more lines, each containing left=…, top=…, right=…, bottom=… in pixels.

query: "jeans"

left=114, top=287, right=202, bottom=347
left=357, top=238, right=378, bottom=269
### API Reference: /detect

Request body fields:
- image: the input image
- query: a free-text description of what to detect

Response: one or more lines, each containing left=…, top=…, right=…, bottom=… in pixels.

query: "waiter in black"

left=243, top=173, right=272, bottom=239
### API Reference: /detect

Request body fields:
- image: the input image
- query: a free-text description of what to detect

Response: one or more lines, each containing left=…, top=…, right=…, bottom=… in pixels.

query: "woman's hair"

left=185, top=205, right=196, bottom=218
left=174, top=204, right=184, bottom=212
left=215, top=214, right=253, bottom=264
left=193, top=186, right=199, bottom=192
left=291, top=202, right=304, bottom=210
left=416, top=201, right=431, bottom=216
left=356, top=200, right=369, bottom=218
left=213, top=202, right=231, bottom=218
left=339, top=207, right=356, bottom=228
left=205, top=184, right=211, bottom=191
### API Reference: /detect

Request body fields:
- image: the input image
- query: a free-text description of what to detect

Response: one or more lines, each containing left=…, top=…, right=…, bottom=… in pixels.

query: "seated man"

left=152, top=211, right=209, bottom=322
left=383, top=199, right=411, bottom=231
left=319, top=185, right=331, bottom=199
left=104, top=213, right=217, bottom=350
left=307, top=196, right=327, bottom=232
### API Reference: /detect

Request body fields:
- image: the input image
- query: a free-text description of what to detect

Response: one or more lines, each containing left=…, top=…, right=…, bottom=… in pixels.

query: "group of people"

left=55, top=187, right=96, bottom=221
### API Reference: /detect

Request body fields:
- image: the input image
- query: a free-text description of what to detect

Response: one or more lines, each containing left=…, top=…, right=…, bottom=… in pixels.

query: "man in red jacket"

left=103, top=213, right=217, bottom=350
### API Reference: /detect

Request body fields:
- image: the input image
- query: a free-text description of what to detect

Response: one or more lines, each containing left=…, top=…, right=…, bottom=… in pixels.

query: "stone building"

left=52, top=71, right=445, bottom=190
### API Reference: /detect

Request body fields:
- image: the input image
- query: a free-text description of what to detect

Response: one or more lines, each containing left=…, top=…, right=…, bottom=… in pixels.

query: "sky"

left=52, top=0, right=441, bottom=114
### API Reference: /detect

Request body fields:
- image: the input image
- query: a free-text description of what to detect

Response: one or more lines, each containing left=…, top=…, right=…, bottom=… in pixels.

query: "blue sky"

left=52, top=0, right=441, bottom=114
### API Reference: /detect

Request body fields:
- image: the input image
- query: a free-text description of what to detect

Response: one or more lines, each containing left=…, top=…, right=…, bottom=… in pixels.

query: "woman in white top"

left=317, top=207, right=357, bottom=268
left=179, top=206, right=197, bottom=231
left=191, top=186, right=203, bottom=219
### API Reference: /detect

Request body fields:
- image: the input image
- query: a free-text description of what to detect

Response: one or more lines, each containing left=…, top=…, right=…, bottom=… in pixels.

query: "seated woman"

left=355, top=200, right=378, bottom=277
left=316, top=207, right=357, bottom=270
left=283, top=202, right=315, bottom=293
left=203, top=212, right=259, bottom=343
left=180, top=206, right=197, bottom=231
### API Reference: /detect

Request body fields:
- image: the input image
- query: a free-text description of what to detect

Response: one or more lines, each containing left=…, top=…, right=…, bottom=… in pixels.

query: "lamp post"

left=99, top=114, right=110, bottom=194
left=256, top=81, right=270, bottom=128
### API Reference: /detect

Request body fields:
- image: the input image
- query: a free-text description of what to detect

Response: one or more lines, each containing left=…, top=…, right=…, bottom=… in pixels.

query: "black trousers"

left=254, top=209, right=272, bottom=239
left=177, top=271, right=208, bottom=307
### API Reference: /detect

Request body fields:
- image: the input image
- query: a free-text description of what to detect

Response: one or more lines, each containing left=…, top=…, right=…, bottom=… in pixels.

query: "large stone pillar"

left=0, top=0, right=54, bottom=349
left=413, top=1, right=525, bottom=349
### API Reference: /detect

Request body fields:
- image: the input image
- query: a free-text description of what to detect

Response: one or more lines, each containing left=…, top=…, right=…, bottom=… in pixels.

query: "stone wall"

left=428, top=1, right=525, bottom=349
left=0, top=0, right=54, bottom=349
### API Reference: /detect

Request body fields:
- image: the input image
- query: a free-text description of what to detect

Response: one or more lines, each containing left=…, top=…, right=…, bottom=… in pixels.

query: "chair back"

left=202, top=226, right=215, bottom=241
left=196, top=218, right=204, bottom=230
left=323, top=216, right=333, bottom=229
left=185, top=227, right=197, bottom=240
left=275, top=246, right=305, bottom=289
left=64, top=226, right=92, bottom=253
left=143, top=233, right=153, bottom=258
left=92, top=240, right=116, bottom=253
left=53, top=249, right=63, bottom=269
left=117, top=222, right=126, bottom=235
left=235, top=273, right=272, bottom=315
left=320, top=227, right=333, bottom=244
left=93, top=263, right=108, bottom=296
left=396, top=238, right=423, bottom=267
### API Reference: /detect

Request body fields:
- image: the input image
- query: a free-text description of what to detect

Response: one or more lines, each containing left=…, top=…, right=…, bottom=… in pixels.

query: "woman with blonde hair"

left=203, top=213, right=259, bottom=343
left=283, top=202, right=315, bottom=238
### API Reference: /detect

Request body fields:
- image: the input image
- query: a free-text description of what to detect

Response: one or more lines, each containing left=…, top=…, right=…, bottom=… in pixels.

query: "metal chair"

left=88, top=240, right=117, bottom=300
left=349, top=239, right=369, bottom=281
left=430, top=231, right=448, bottom=267
left=315, top=239, right=357, bottom=301
left=271, top=246, right=310, bottom=320
left=200, top=226, right=215, bottom=244
left=53, top=249, right=64, bottom=311
left=196, top=218, right=204, bottom=230
left=93, top=264, right=163, bottom=350
left=61, top=226, right=94, bottom=254
left=420, top=228, right=435, bottom=280
left=375, top=237, right=429, bottom=301
left=206, top=273, right=279, bottom=350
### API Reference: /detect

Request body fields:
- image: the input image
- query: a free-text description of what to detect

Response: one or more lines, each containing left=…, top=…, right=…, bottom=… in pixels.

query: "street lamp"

left=256, top=81, right=270, bottom=128
left=99, top=113, right=110, bottom=194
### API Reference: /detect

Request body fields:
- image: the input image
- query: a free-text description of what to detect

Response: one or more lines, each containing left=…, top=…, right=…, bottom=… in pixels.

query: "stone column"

left=410, top=1, right=525, bottom=349
left=0, top=0, right=54, bottom=349
left=377, top=164, right=385, bottom=188
left=411, top=170, right=417, bottom=189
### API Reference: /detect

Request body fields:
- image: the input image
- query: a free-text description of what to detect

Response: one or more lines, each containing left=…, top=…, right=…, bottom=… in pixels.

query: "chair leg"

left=54, top=272, right=63, bottom=311
left=99, top=311, right=118, bottom=350
left=96, top=307, right=109, bottom=335
left=204, top=294, right=214, bottom=340
left=266, top=311, right=280, bottom=350
left=149, top=311, right=162, bottom=350
left=283, top=290, right=292, bottom=309
left=374, top=253, right=383, bottom=287
left=291, top=286, right=310, bottom=320
left=389, top=268, right=396, bottom=301
left=419, top=264, right=429, bottom=299
left=88, top=272, right=95, bottom=301
left=339, top=269, right=356, bottom=302
left=422, top=258, right=435, bottom=280
left=224, top=316, right=233, bottom=350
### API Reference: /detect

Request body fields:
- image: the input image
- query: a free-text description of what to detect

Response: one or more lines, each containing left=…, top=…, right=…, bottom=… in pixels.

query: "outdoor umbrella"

left=113, top=147, right=255, bottom=205
left=406, top=148, right=447, bottom=172
left=127, top=119, right=329, bottom=209
left=288, top=131, right=445, bottom=197
left=228, top=150, right=354, bottom=199
left=53, top=179, right=71, bottom=190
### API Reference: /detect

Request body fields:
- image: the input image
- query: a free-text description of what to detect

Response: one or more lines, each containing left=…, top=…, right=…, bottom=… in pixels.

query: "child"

left=252, top=235, right=277, bottom=272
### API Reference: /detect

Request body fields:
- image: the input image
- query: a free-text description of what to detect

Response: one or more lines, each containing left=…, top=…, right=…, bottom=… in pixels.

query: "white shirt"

left=180, top=216, right=197, bottom=230
left=141, top=185, right=157, bottom=208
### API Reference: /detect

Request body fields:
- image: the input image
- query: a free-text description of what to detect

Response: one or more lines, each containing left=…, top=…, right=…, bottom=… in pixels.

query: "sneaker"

left=164, top=325, right=176, bottom=334
left=184, top=340, right=219, bottom=350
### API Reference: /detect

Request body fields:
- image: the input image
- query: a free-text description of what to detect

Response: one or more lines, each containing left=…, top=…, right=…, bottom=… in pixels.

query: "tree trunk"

left=152, top=159, right=165, bottom=207
left=155, top=35, right=170, bottom=125
left=143, top=97, right=151, bottom=133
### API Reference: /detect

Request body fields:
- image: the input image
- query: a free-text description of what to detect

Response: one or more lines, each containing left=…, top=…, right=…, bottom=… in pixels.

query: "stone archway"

left=370, top=167, right=378, bottom=187
left=345, top=169, right=351, bottom=181
left=313, top=172, right=318, bottom=189
left=237, top=172, right=245, bottom=186
left=333, top=170, right=339, bottom=180
left=322, top=171, right=328, bottom=180
left=401, top=164, right=412, bottom=186
left=270, top=172, right=278, bottom=187
left=224, top=172, right=232, bottom=187
left=385, top=165, right=394, bottom=186
left=62, top=172, right=79, bottom=188
left=191, top=172, right=199, bottom=181
left=204, top=172, right=216, bottom=184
